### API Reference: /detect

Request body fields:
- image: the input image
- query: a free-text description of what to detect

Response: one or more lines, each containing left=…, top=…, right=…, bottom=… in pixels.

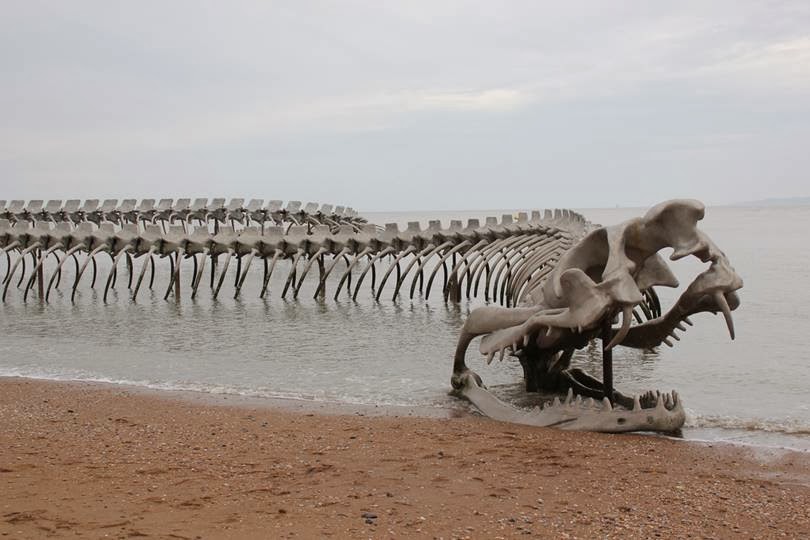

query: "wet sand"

left=1, top=377, right=809, bottom=539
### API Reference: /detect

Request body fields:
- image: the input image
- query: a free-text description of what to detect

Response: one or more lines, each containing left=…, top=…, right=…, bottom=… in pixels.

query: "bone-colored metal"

left=451, top=199, right=742, bottom=434
left=456, top=374, right=686, bottom=433
left=0, top=197, right=738, bottom=434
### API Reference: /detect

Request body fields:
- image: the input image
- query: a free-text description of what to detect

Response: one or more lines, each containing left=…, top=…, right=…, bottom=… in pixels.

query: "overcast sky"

left=2, top=1, right=809, bottom=210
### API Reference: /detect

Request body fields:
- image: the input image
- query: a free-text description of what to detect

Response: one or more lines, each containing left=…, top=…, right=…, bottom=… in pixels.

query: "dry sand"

left=1, top=377, right=809, bottom=539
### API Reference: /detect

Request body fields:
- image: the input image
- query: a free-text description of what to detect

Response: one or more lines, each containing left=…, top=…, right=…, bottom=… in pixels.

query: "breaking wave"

left=0, top=366, right=458, bottom=410
left=2, top=367, right=809, bottom=450
left=686, top=411, right=810, bottom=436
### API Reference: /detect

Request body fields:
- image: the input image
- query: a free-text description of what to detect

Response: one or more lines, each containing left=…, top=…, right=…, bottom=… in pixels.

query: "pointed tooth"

left=552, top=397, right=561, bottom=407
left=656, top=393, right=665, bottom=410
left=602, top=397, right=612, bottom=411
left=672, top=390, right=679, bottom=405
left=577, top=325, right=582, bottom=334
left=675, top=322, right=686, bottom=331
left=633, top=395, right=641, bottom=411
left=713, top=291, right=736, bottom=340
left=683, top=316, right=694, bottom=326
left=487, top=351, right=496, bottom=365
left=565, top=388, right=573, bottom=405
left=575, top=395, right=582, bottom=406
left=669, top=332, right=681, bottom=341
left=662, top=337, right=674, bottom=347
left=499, top=348, right=505, bottom=362
left=584, top=398, right=595, bottom=408
left=605, top=306, right=633, bottom=350
left=523, top=334, right=530, bottom=347
left=545, top=326, right=553, bottom=337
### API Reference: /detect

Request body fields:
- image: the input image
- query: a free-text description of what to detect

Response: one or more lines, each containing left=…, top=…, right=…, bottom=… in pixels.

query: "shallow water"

left=1, top=205, right=808, bottom=451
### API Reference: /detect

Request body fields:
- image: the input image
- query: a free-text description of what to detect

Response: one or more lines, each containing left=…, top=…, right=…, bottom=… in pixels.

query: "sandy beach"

left=1, top=377, right=808, bottom=539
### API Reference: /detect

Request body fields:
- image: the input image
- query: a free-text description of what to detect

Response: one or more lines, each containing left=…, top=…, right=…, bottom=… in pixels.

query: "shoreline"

left=2, top=376, right=810, bottom=538
left=12, top=375, right=468, bottom=419
left=4, top=373, right=810, bottom=454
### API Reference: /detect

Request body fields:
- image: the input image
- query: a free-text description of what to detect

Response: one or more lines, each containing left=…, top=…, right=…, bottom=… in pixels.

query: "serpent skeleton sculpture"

left=0, top=198, right=742, bottom=434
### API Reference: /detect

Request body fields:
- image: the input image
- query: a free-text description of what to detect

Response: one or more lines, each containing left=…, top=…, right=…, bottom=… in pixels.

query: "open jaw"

left=450, top=199, right=743, bottom=434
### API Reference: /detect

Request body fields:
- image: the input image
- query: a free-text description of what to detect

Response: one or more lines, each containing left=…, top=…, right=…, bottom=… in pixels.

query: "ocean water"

left=1, top=205, right=808, bottom=451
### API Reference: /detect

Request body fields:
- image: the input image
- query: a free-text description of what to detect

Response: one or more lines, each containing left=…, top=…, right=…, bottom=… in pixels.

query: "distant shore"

left=2, top=377, right=809, bottom=538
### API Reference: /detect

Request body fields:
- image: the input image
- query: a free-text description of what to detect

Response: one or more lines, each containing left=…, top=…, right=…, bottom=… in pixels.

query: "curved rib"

left=374, top=245, right=417, bottom=301
left=391, top=243, right=435, bottom=300
left=352, top=247, right=394, bottom=301
left=280, top=248, right=303, bottom=299
left=72, top=245, right=107, bottom=302
left=485, top=235, right=536, bottom=301
left=499, top=236, right=553, bottom=301
left=505, top=239, right=560, bottom=304
left=312, top=247, right=351, bottom=299
left=45, top=245, right=83, bottom=302
left=473, top=235, right=528, bottom=300
left=506, top=238, right=555, bottom=299
left=109, top=252, right=118, bottom=289
left=331, top=247, right=371, bottom=300
left=103, top=247, right=132, bottom=303
left=212, top=248, right=235, bottom=299
left=491, top=236, right=549, bottom=303
left=132, top=246, right=158, bottom=300
left=499, top=240, right=550, bottom=306
left=1, top=248, right=11, bottom=284
left=0, top=242, right=21, bottom=283
left=293, top=247, right=328, bottom=299
left=234, top=248, right=259, bottom=299
left=89, top=255, right=98, bottom=289
left=259, top=249, right=282, bottom=298
left=407, top=242, right=452, bottom=299
left=424, top=241, right=470, bottom=300
left=442, top=239, right=488, bottom=301
left=518, top=243, right=564, bottom=299
left=164, top=248, right=184, bottom=301
left=125, top=252, right=134, bottom=289
left=233, top=254, right=241, bottom=288
left=149, top=254, right=156, bottom=290
left=24, top=244, right=61, bottom=302
left=467, top=236, right=520, bottom=299
left=190, top=253, right=198, bottom=287
left=518, top=257, right=560, bottom=302
left=17, top=251, right=28, bottom=288
left=191, top=248, right=209, bottom=299
left=59, top=251, right=79, bottom=290
left=2, top=244, right=39, bottom=302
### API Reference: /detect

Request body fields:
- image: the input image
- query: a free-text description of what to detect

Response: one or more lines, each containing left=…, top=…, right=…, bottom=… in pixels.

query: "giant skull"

left=450, top=199, right=743, bottom=433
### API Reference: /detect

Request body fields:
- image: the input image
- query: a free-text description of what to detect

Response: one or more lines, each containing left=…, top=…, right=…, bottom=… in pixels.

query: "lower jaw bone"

left=455, top=374, right=686, bottom=433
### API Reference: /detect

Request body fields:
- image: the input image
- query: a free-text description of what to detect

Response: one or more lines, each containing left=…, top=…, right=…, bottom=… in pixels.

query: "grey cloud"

left=2, top=1, right=808, bottom=209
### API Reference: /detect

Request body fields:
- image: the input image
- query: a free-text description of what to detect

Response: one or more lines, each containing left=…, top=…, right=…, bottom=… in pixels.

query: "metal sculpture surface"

left=0, top=198, right=741, bottom=433
left=451, top=199, right=742, bottom=432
